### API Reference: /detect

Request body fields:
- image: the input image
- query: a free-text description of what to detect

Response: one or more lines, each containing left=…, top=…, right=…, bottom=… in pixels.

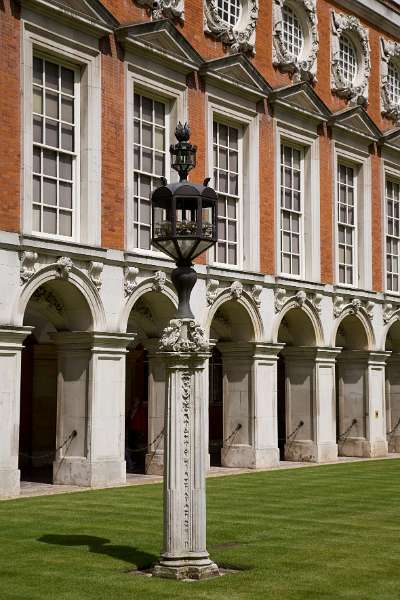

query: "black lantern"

left=151, top=123, right=218, bottom=318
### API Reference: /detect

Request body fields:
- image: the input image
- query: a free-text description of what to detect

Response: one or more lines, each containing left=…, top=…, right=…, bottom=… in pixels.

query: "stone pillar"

left=386, top=354, right=400, bottom=452
left=218, top=342, right=253, bottom=468
left=337, top=351, right=389, bottom=458
left=314, top=348, right=341, bottom=462
left=52, top=332, right=134, bottom=487
left=250, top=343, right=283, bottom=468
left=144, top=339, right=166, bottom=475
left=281, top=347, right=317, bottom=462
left=0, top=327, right=33, bottom=498
left=153, top=319, right=219, bottom=580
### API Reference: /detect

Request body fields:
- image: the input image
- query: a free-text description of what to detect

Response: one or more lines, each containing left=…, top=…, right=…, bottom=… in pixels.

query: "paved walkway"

left=4, top=453, right=399, bottom=501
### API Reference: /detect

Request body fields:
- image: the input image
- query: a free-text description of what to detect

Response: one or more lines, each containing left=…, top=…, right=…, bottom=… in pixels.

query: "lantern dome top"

left=151, top=179, right=218, bottom=202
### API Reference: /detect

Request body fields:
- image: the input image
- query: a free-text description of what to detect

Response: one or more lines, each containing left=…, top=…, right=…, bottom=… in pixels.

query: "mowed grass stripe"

left=1, top=459, right=399, bottom=600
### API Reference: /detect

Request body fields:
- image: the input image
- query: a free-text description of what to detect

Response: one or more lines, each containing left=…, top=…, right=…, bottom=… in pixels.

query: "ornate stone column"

left=314, top=348, right=341, bottom=462
left=0, top=326, right=33, bottom=498
left=153, top=319, right=219, bottom=580
left=143, top=339, right=166, bottom=475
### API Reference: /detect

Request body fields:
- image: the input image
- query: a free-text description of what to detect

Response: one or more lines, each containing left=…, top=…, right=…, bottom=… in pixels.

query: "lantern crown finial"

left=170, top=121, right=197, bottom=181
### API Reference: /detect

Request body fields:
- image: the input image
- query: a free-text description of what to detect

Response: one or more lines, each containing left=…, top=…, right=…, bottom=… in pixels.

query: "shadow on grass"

left=38, top=535, right=157, bottom=570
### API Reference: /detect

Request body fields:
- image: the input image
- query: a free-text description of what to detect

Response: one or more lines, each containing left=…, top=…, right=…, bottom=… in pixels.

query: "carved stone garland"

left=135, top=0, right=184, bottom=22
left=204, top=0, right=259, bottom=54
left=331, top=12, right=371, bottom=105
left=381, top=38, right=400, bottom=123
left=272, top=0, right=318, bottom=82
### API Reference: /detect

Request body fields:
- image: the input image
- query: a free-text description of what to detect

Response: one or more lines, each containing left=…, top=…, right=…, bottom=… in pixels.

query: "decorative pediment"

left=200, top=54, right=271, bottom=100
left=269, top=81, right=331, bottom=122
left=329, top=106, right=381, bottom=141
left=116, top=20, right=203, bottom=73
left=20, top=0, right=118, bottom=35
left=380, top=127, right=400, bottom=152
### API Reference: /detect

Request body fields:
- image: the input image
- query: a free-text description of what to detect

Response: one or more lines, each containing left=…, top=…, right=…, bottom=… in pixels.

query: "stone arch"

left=333, top=309, right=374, bottom=350
left=384, top=315, right=400, bottom=453
left=206, top=291, right=263, bottom=342
left=13, top=264, right=106, bottom=332
left=274, top=300, right=323, bottom=346
left=119, top=279, right=177, bottom=334
left=383, top=313, right=400, bottom=352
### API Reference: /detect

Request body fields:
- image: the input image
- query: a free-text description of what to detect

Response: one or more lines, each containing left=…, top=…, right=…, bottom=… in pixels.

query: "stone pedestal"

left=0, top=327, right=33, bottom=498
left=152, top=319, right=219, bottom=580
left=52, top=332, right=134, bottom=487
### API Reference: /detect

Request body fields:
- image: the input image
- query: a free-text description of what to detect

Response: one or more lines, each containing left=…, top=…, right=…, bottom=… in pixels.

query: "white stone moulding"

left=331, top=11, right=371, bottom=105
left=88, top=261, right=103, bottom=290
left=20, top=251, right=38, bottom=283
left=124, top=266, right=139, bottom=297
left=333, top=295, right=373, bottom=320
left=381, top=38, right=400, bottom=122
left=274, top=287, right=322, bottom=314
left=135, top=0, right=185, bottom=21
left=206, top=278, right=262, bottom=311
left=272, top=0, right=319, bottom=82
left=160, top=318, right=209, bottom=352
left=203, top=0, right=259, bottom=54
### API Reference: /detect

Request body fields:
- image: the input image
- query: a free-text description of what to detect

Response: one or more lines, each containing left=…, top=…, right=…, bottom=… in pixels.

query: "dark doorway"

left=19, top=336, right=57, bottom=483
left=277, top=355, right=286, bottom=461
left=125, top=345, right=149, bottom=473
left=209, top=347, right=223, bottom=466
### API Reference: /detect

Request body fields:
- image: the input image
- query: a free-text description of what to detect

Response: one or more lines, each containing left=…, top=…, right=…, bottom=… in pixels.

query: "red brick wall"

left=319, top=125, right=334, bottom=283
left=0, top=1, right=21, bottom=233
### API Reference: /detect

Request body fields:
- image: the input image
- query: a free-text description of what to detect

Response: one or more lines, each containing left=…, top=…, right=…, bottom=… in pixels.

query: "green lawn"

left=1, top=460, right=399, bottom=600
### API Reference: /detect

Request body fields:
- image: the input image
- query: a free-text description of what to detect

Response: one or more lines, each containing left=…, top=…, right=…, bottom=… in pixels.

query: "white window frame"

left=125, top=64, right=187, bottom=256
left=22, top=21, right=101, bottom=245
left=211, top=117, right=243, bottom=269
left=383, top=163, right=400, bottom=295
left=333, top=143, right=371, bottom=290
left=336, top=160, right=358, bottom=287
left=206, top=95, right=259, bottom=272
left=275, top=124, right=320, bottom=282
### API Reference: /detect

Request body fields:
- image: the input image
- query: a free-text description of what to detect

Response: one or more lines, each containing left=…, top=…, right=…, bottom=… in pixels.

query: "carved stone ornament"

left=333, top=295, right=373, bottom=319
left=311, top=292, right=323, bottom=313
left=124, top=266, right=139, bottom=297
left=152, top=270, right=167, bottom=292
left=56, top=256, right=73, bottom=279
left=204, top=0, right=259, bottom=54
left=381, top=38, right=400, bottom=122
left=331, top=12, right=371, bottom=105
left=20, top=251, right=38, bottom=284
left=274, top=287, right=287, bottom=313
left=294, top=289, right=307, bottom=307
left=135, top=0, right=184, bottom=22
left=206, top=279, right=220, bottom=306
left=272, top=0, right=318, bottom=82
left=160, top=318, right=209, bottom=352
left=383, top=302, right=398, bottom=324
left=230, top=280, right=243, bottom=300
left=251, top=284, right=262, bottom=308
left=88, top=261, right=103, bottom=290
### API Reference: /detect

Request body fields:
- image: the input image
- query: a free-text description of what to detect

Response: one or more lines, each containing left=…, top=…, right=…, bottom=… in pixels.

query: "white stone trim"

left=331, top=11, right=371, bottom=105
left=275, top=124, right=320, bottom=282
left=203, top=0, right=258, bottom=54
left=125, top=60, right=187, bottom=255
left=21, top=19, right=102, bottom=246
left=381, top=37, right=400, bottom=123
left=333, top=142, right=372, bottom=290
left=272, top=0, right=318, bottom=82
left=332, top=307, right=376, bottom=350
left=206, top=94, right=260, bottom=272
left=382, top=162, right=400, bottom=295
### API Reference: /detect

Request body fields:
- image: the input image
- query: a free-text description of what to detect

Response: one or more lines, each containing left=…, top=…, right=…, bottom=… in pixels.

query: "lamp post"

left=151, top=123, right=220, bottom=580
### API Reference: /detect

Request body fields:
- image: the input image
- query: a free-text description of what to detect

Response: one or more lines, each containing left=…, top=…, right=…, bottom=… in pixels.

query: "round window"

left=216, top=0, right=241, bottom=27
left=339, top=35, right=358, bottom=84
left=388, top=61, right=400, bottom=106
left=282, top=4, right=304, bottom=58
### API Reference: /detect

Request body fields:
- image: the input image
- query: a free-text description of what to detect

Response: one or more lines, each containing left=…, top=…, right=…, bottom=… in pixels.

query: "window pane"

left=59, top=182, right=72, bottom=208
left=142, top=122, right=152, bottom=147
left=59, top=154, right=72, bottom=180
left=43, top=149, right=57, bottom=177
left=45, top=119, right=59, bottom=147
left=154, top=101, right=165, bottom=125
left=142, top=97, right=152, bottom=122
left=46, top=91, right=58, bottom=119
left=32, top=205, right=41, bottom=231
left=43, top=178, right=57, bottom=206
left=140, top=227, right=150, bottom=249
left=33, top=57, right=43, bottom=85
left=33, top=148, right=41, bottom=173
left=61, top=124, right=74, bottom=151
left=33, top=116, right=43, bottom=143
left=33, top=87, right=43, bottom=114
left=61, top=96, right=74, bottom=123
left=43, top=207, right=57, bottom=233
left=59, top=211, right=72, bottom=236
left=61, top=67, right=74, bottom=95
left=45, top=61, right=59, bottom=90
left=155, top=127, right=165, bottom=151
left=33, top=176, right=41, bottom=203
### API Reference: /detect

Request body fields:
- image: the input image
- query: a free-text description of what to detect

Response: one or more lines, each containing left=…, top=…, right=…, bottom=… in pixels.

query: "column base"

left=338, top=437, right=388, bottom=458
left=221, top=445, right=279, bottom=469
left=145, top=452, right=164, bottom=475
left=53, top=458, right=126, bottom=487
left=284, top=440, right=318, bottom=462
left=0, top=468, right=20, bottom=499
left=153, top=557, right=220, bottom=580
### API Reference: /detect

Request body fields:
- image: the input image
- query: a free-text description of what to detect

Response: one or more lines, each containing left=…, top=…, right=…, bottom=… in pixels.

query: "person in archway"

left=125, top=397, right=146, bottom=472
